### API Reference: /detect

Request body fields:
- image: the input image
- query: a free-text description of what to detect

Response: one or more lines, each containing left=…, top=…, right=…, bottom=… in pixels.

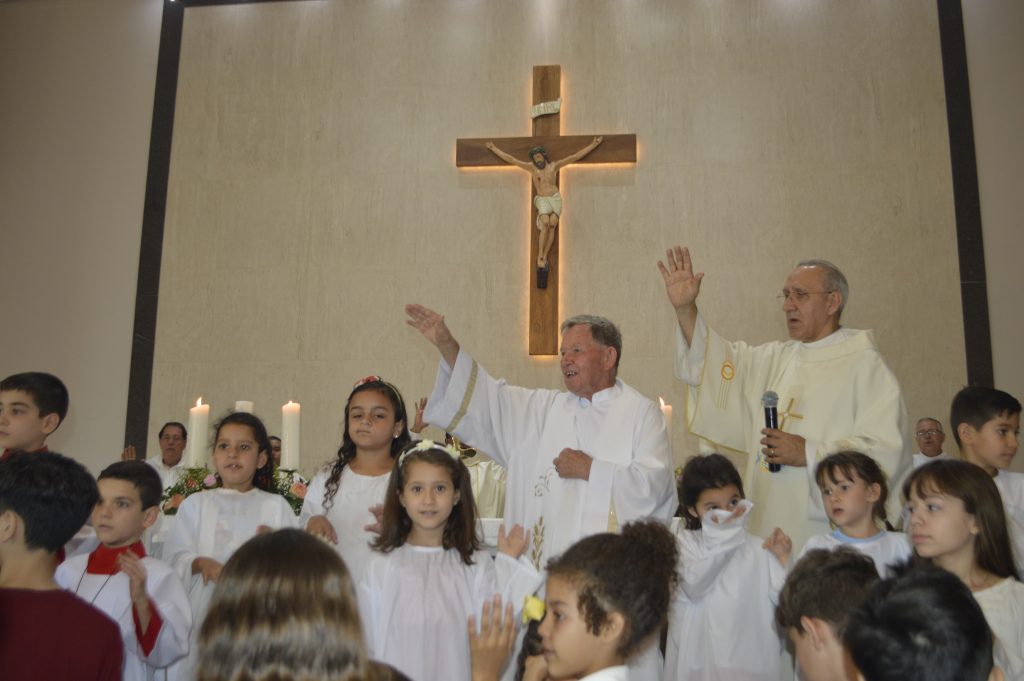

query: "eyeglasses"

left=916, top=429, right=943, bottom=437
left=776, top=289, right=835, bottom=303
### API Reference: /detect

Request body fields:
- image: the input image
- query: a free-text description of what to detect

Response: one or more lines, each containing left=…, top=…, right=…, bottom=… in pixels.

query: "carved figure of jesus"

left=485, top=136, right=603, bottom=286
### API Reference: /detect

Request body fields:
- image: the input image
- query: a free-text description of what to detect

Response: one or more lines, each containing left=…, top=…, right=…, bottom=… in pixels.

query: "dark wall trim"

left=936, top=0, right=994, bottom=387
left=125, top=0, right=994, bottom=454
left=124, top=1, right=184, bottom=458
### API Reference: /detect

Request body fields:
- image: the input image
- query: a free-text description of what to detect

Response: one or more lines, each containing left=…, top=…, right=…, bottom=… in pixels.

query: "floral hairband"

left=353, top=375, right=384, bottom=388
left=398, top=439, right=462, bottom=466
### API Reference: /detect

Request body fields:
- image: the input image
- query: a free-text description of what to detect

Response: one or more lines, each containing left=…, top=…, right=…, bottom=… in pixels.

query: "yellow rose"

left=522, top=595, right=546, bottom=624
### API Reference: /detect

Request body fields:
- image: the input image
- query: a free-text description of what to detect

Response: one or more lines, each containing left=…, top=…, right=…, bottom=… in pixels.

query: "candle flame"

left=196, top=397, right=203, bottom=407
left=286, top=400, right=294, bottom=406
left=659, top=397, right=666, bottom=408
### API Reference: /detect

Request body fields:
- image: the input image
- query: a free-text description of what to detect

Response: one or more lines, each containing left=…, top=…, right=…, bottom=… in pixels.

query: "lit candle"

left=234, top=400, right=254, bottom=413
left=660, top=397, right=673, bottom=455
left=186, top=397, right=210, bottom=468
left=281, top=401, right=301, bottom=470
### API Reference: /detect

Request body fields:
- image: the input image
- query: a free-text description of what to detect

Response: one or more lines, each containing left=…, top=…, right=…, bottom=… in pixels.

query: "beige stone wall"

left=151, top=1, right=965, bottom=475
left=0, top=0, right=162, bottom=474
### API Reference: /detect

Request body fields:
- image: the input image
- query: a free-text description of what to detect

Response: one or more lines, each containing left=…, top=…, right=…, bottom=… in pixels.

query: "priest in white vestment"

left=658, top=247, right=911, bottom=550
left=406, top=304, right=677, bottom=571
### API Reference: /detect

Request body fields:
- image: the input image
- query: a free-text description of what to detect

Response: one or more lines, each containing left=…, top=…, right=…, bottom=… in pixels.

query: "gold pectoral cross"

left=779, top=398, right=805, bottom=430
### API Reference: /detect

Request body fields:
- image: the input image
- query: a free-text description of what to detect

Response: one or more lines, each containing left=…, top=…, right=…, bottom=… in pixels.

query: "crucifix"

left=455, top=65, right=637, bottom=355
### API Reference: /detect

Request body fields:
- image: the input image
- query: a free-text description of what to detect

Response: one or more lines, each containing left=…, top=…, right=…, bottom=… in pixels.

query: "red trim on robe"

left=132, top=601, right=164, bottom=656
left=86, top=541, right=147, bottom=574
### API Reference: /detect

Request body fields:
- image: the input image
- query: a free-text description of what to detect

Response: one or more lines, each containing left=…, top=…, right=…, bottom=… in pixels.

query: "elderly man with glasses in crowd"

left=659, top=246, right=911, bottom=550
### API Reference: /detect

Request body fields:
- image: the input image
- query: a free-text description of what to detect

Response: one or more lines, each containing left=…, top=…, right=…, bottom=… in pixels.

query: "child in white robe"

left=56, top=460, right=191, bottom=681
left=302, top=376, right=413, bottom=584
left=539, top=520, right=679, bottom=681
left=801, top=452, right=911, bottom=576
left=905, top=459, right=1024, bottom=679
left=665, top=454, right=791, bottom=681
left=163, top=412, right=298, bottom=680
left=358, top=440, right=540, bottom=681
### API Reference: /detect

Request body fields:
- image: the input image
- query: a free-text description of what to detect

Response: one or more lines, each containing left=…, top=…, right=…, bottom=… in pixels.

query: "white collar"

left=802, top=326, right=849, bottom=349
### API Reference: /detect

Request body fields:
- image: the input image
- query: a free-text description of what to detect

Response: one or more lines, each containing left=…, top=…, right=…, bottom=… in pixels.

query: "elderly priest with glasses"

left=659, top=246, right=911, bottom=550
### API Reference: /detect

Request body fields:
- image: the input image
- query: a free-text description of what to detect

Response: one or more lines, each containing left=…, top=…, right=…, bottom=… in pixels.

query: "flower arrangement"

left=161, top=465, right=308, bottom=516
left=274, top=467, right=308, bottom=516
left=161, top=467, right=218, bottom=515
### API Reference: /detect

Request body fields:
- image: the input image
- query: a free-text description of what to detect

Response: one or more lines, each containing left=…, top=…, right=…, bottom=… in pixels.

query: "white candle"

left=281, top=401, right=301, bottom=470
left=660, top=397, right=673, bottom=455
left=186, top=397, right=210, bottom=468
left=234, top=400, right=254, bottom=413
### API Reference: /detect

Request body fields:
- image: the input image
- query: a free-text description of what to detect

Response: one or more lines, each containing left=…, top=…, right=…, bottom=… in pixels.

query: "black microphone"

left=762, top=391, right=781, bottom=473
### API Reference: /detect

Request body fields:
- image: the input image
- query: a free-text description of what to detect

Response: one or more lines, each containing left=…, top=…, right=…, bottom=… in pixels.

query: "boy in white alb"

left=950, top=387, right=1024, bottom=562
left=56, top=461, right=191, bottom=681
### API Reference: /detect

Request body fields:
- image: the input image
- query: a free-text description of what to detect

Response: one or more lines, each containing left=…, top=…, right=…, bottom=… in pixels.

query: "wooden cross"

left=455, top=65, right=637, bottom=355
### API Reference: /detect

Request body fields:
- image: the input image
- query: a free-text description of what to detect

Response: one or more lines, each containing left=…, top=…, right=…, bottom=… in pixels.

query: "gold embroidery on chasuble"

left=716, top=350, right=736, bottom=409
left=445, top=361, right=479, bottom=432
left=530, top=516, right=545, bottom=571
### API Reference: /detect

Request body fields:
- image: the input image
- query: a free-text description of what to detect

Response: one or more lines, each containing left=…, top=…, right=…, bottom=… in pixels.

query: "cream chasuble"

left=425, top=351, right=676, bottom=570
left=675, top=316, right=910, bottom=550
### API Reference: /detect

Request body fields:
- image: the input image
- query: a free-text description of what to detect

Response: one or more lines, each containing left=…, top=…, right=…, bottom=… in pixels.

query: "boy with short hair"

left=0, top=451, right=123, bottom=680
left=0, top=371, right=70, bottom=458
left=774, top=547, right=880, bottom=681
left=950, top=386, right=1024, bottom=558
left=843, top=565, right=1005, bottom=681
left=56, top=460, right=192, bottom=681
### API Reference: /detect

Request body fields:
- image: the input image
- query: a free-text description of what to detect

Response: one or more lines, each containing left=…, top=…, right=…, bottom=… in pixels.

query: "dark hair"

left=528, top=146, right=549, bottom=162
left=371, top=443, right=480, bottom=565
left=158, top=421, right=188, bottom=442
left=213, top=412, right=274, bottom=492
left=0, top=451, right=98, bottom=552
left=0, top=371, right=70, bottom=424
left=679, top=454, right=745, bottom=530
left=199, top=528, right=376, bottom=681
left=903, top=459, right=1019, bottom=580
left=815, top=451, right=891, bottom=529
left=560, top=315, right=623, bottom=371
left=514, top=619, right=543, bottom=681
left=98, top=460, right=164, bottom=510
left=323, top=379, right=412, bottom=513
left=950, top=386, right=1022, bottom=447
left=775, top=547, right=880, bottom=635
left=545, top=520, right=679, bottom=658
left=844, top=564, right=995, bottom=681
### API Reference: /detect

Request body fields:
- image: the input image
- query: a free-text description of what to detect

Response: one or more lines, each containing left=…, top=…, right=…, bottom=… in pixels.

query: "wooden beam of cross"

left=455, top=65, right=636, bottom=355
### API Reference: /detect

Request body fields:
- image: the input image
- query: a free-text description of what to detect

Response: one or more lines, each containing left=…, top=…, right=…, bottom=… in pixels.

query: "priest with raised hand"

left=404, top=304, right=676, bottom=570
left=658, top=246, right=910, bottom=550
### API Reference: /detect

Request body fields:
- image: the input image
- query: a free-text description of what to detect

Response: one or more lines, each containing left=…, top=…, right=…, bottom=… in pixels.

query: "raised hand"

left=121, top=444, right=137, bottom=461
left=405, top=304, right=460, bottom=367
left=762, top=527, right=793, bottom=567
left=657, top=246, right=704, bottom=311
left=411, top=397, right=429, bottom=434
left=468, top=595, right=517, bottom=681
left=497, top=523, right=530, bottom=559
